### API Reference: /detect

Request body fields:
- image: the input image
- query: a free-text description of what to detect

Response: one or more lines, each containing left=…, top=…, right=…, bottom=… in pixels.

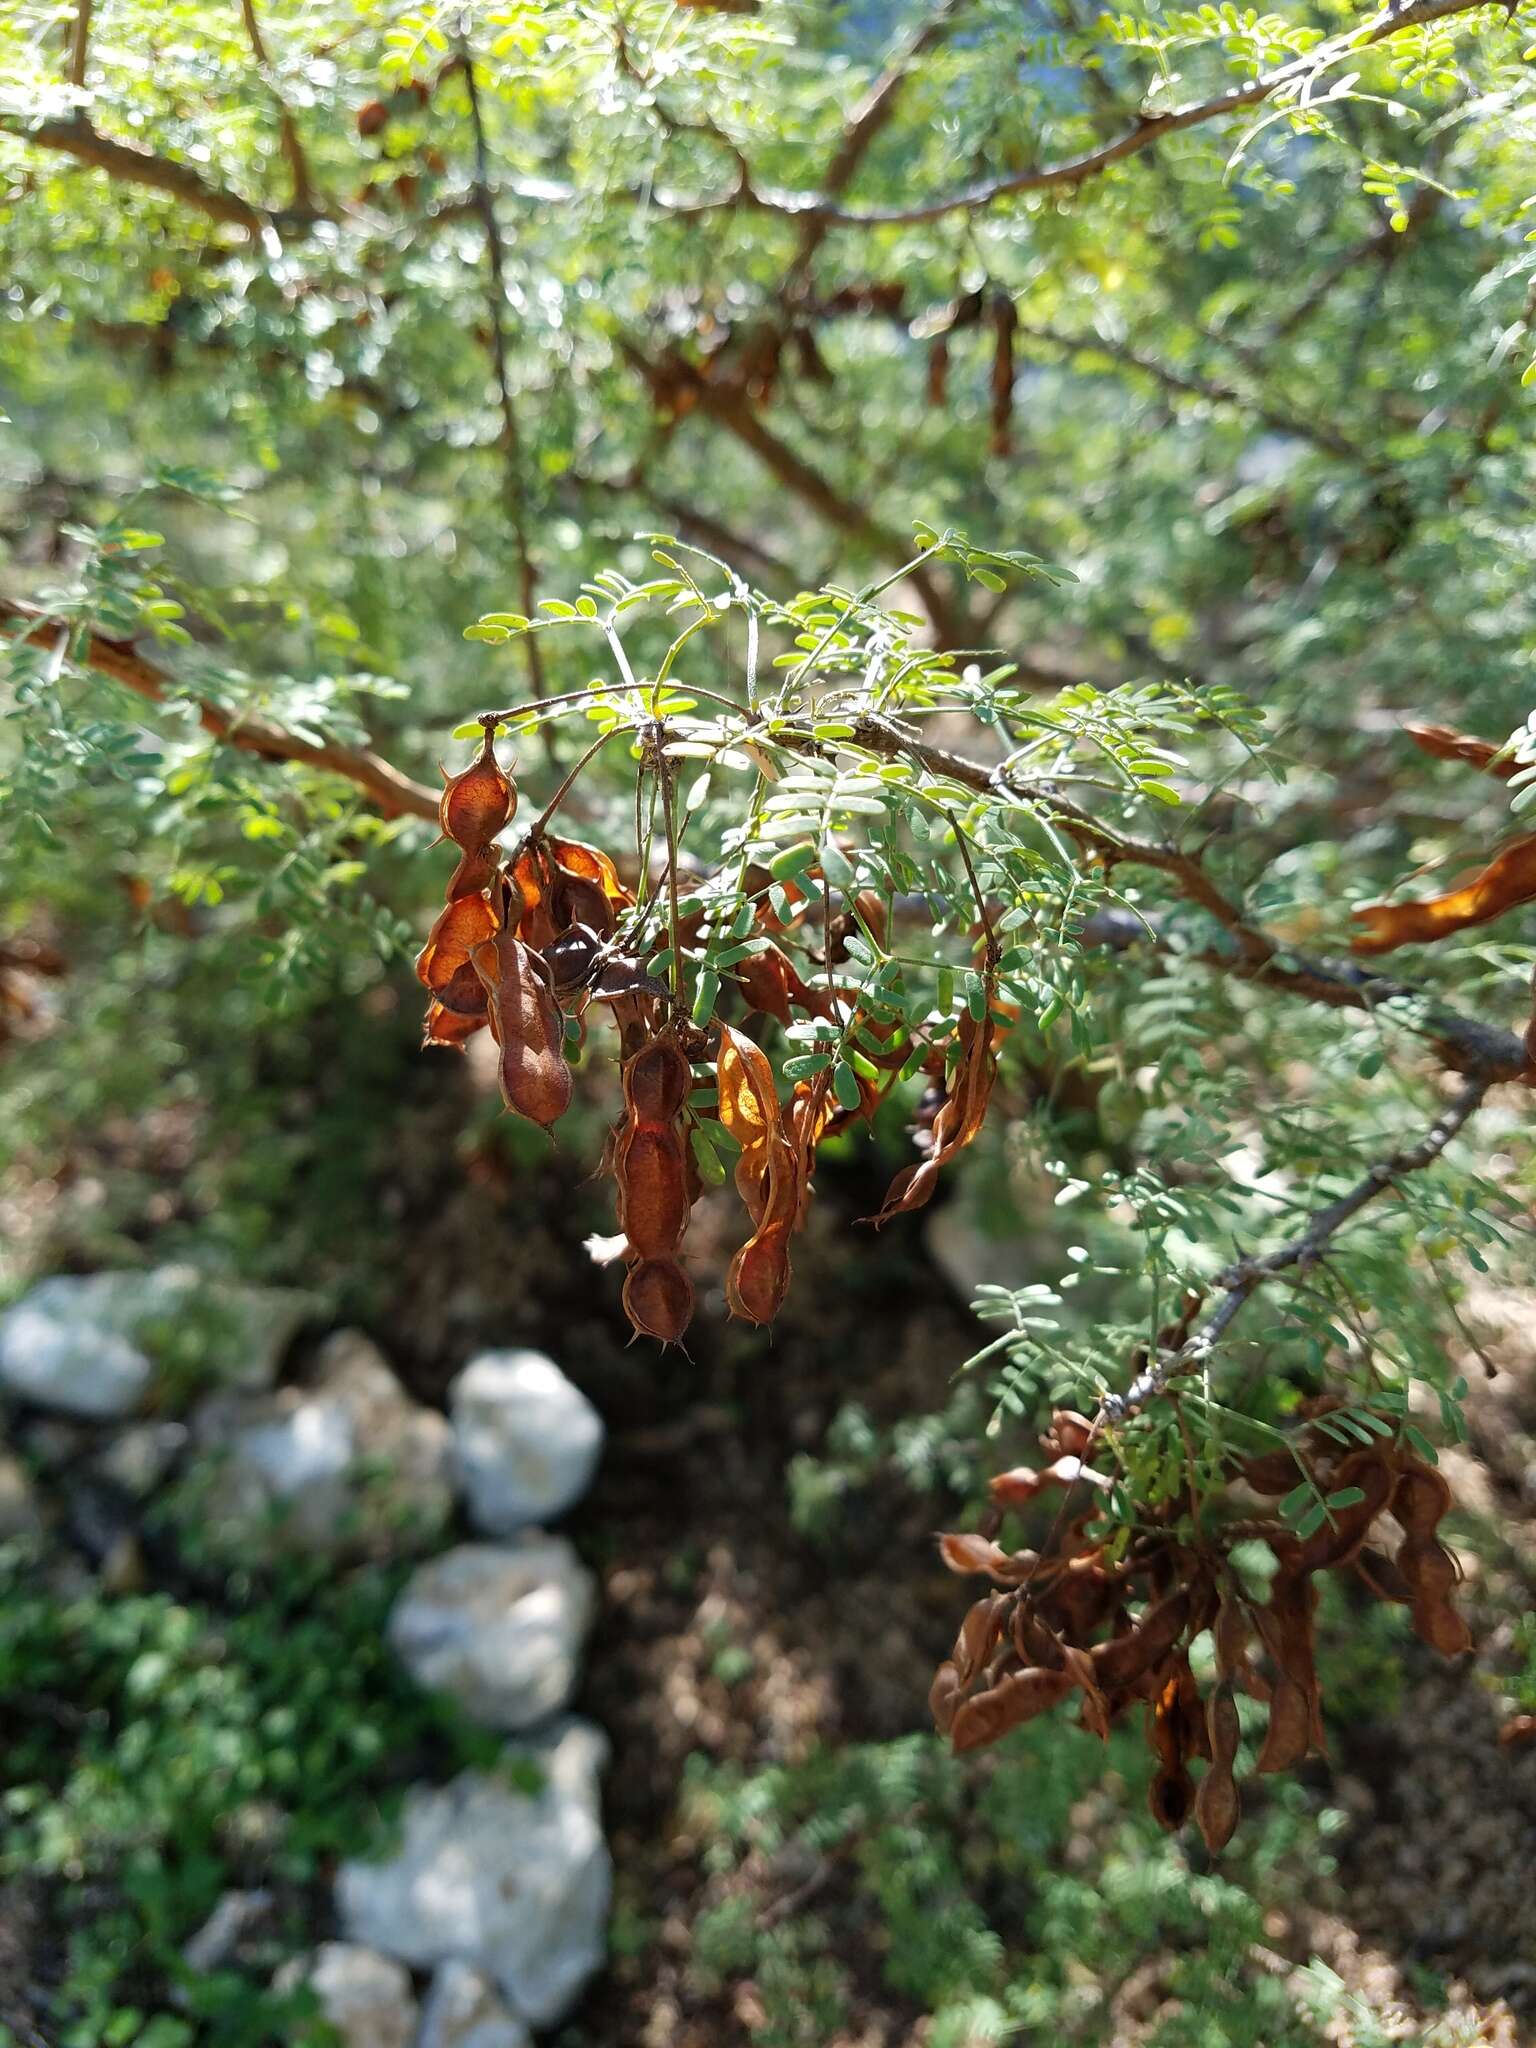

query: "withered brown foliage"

left=414, top=737, right=989, bottom=1344
left=1354, top=718, right=1536, bottom=955
left=929, top=1405, right=1472, bottom=1852
left=870, top=984, right=997, bottom=1221
left=1353, top=834, right=1536, bottom=953
left=411, top=731, right=1490, bottom=1810
left=1402, top=720, right=1518, bottom=779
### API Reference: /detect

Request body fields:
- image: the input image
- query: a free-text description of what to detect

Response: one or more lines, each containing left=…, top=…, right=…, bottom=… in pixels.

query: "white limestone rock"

left=188, top=1329, right=451, bottom=1560
left=275, top=1942, right=417, bottom=2048
left=387, top=1536, right=593, bottom=1729
left=0, top=1267, right=311, bottom=1418
left=416, top=1961, right=532, bottom=2048
left=338, top=1718, right=610, bottom=2029
left=448, top=1349, right=602, bottom=1535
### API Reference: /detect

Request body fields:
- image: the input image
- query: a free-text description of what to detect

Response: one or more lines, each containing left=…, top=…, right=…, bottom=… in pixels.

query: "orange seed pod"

left=439, top=728, right=514, bottom=851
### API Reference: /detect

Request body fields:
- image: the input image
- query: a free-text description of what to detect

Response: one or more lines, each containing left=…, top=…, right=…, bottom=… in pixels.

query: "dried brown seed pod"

left=434, top=959, right=493, bottom=1018
left=615, top=1123, right=690, bottom=1260
left=869, top=996, right=997, bottom=1222
left=1043, top=1409, right=1095, bottom=1459
left=1240, top=1451, right=1302, bottom=1496
left=1388, top=1461, right=1471, bottom=1656
left=949, top=1594, right=1009, bottom=1686
left=989, top=1465, right=1044, bottom=1509
left=422, top=1000, right=486, bottom=1051
left=1090, top=1588, right=1192, bottom=1691
left=939, top=1532, right=1004, bottom=1575
left=717, top=1025, right=799, bottom=1323
left=1149, top=1764, right=1195, bottom=1831
left=415, top=892, right=500, bottom=995
left=929, top=1659, right=963, bottom=1735
left=1297, top=1450, right=1394, bottom=1572
left=471, top=925, right=573, bottom=1129
left=446, top=843, right=501, bottom=902
left=439, top=728, right=514, bottom=851
left=726, top=1216, right=794, bottom=1325
left=621, top=1257, right=694, bottom=1345
left=623, top=1035, right=693, bottom=1125
left=1256, top=1674, right=1311, bottom=1774
left=1195, top=1676, right=1242, bottom=1850
left=950, top=1666, right=1076, bottom=1753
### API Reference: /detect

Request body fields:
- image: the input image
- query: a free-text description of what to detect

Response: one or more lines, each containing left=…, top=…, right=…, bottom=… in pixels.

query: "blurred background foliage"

left=2, top=0, right=1536, bottom=2044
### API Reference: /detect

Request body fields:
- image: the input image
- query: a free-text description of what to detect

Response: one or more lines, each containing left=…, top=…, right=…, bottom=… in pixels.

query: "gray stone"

left=189, top=1329, right=452, bottom=1561
left=388, top=1537, right=593, bottom=1729
left=448, top=1349, right=602, bottom=1534
left=339, top=1719, right=609, bottom=2029
left=0, top=1267, right=312, bottom=1418
left=417, top=1961, right=532, bottom=2048
left=276, top=1942, right=417, bottom=2048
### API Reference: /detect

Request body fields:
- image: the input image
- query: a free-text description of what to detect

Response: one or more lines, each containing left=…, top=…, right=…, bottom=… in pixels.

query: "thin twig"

left=623, top=340, right=965, bottom=646
left=458, top=25, right=554, bottom=761
left=3, top=116, right=292, bottom=234
left=754, top=0, right=1504, bottom=230
left=781, top=0, right=970, bottom=293
left=67, top=0, right=92, bottom=89
left=10, top=0, right=1506, bottom=244
left=1100, top=1073, right=1490, bottom=1422
left=0, top=597, right=437, bottom=820
left=239, top=0, right=315, bottom=211
left=525, top=724, right=628, bottom=839
left=942, top=803, right=1001, bottom=964
left=851, top=712, right=1527, bottom=1082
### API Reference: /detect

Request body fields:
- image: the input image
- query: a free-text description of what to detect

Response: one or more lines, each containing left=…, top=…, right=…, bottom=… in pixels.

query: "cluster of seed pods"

left=930, top=1398, right=1471, bottom=1853
left=415, top=728, right=573, bottom=1125
left=416, top=732, right=1011, bottom=1345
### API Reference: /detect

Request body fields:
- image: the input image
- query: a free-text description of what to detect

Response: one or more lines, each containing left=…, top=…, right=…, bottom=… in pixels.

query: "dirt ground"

left=367, top=1065, right=1536, bottom=2048
left=8, top=1020, right=1535, bottom=2047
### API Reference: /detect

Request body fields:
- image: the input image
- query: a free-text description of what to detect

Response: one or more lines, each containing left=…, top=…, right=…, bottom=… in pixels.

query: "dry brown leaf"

left=621, top=1257, right=694, bottom=1345
left=870, top=999, right=997, bottom=1223
left=1403, top=720, right=1516, bottom=779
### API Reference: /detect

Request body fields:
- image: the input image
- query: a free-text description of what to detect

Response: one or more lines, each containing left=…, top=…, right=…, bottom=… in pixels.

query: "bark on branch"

left=0, top=597, right=437, bottom=822
left=623, top=342, right=966, bottom=646
left=5, top=597, right=1523, bottom=1082
left=238, top=0, right=315, bottom=213
left=851, top=712, right=1529, bottom=1084
left=4, top=115, right=300, bottom=234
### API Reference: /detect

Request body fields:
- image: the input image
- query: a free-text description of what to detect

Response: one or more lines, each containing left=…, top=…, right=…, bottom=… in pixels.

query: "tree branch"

left=851, top=712, right=1529, bottom=1083
left=8, top=0, right=1503, bottom=250
left=764, top=0, right=1504, bottom=228
left=0, top=597, right=437, bottom=822
left=67, top=0, right=93, bottom=90
left=238, top=0, right=315, bottom=212
left=782, top=0, right=969, bottom=290
left=1012, top=319, right=1380, bottom=472
left=3, top=115, right=298, bottom=235
left=623, top=342, right=966, bottom=645
left=1100, top=1072, right=1490, bottom=1419
left=459, top=32, right=552, bottom=754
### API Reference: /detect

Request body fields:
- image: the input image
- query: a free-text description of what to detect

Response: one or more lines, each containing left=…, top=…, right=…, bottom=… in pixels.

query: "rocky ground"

left=0, top=1054, right=1533, bottom=2048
